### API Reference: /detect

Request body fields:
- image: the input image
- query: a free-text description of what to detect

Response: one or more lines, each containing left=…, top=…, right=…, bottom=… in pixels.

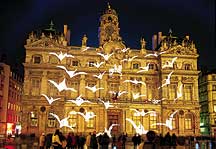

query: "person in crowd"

left=164, top=132, right=171, bottom=147
left=121, top=132, right=127, bottom=149
left=132, top=133, right=139, bottom=149
left=45, top=133, right=53, bottom=149
left=97, top=134, right=103, bottom=149
left=78, top=132, right=86, bottom=149
left=66, top=132, right=72, bottom=149
left=101, top=133, right=110, bottom=149
left=39, top=132, right=45, bottom=149
left=90, top=131, right=98, bottom=149
left=59, top=132, right=67, bottom=149
left=143, top=130, right=156, bottom=149
left=171, top=133, right=177, bottom=148
left=52, top=129, right=62, bottom=149
left=112, top=134, right=116, bottom=148
left=71, top=132, right=77, bottom=149
left=85, top=132, right=91, bottom=149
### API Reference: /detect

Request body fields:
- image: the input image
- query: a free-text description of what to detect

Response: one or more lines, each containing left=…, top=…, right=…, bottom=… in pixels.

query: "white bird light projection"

left=70, top=110, right=96, bottom=122
left=130, top=109, right=156, bottom=117
left=49, top=113, right=76, bottom=130
left=41, top=94, right=61, bottom=104
left=121, top=56, right=138, bottom=62
left=96, top=124, right=119, bottom=138
left=98, top=98, right=114, bottom=109
left=137, top=63, right=150, bottom=73
left=97, top=52, right=114, bottom=61
left=49, top=51, right=74, bottom=61
left=93, top=71, right=106, bottom=80
left=57, top=66, right=87, bottom=78
left=48, top=78, right=77, bottom=92
left=132, top=92, right=146, bottom=100
left=109, top=91, right=128, bottom=98
left=151, top=110, right=178, bottom=130
left=158, top=71, right=174, bottom=89
left=67, top=95, right=92, bottom=106
left=85, top=85, right=104, bottom=93
left=173, top=84, right=183, bottom=103
left=162, top=57, right=178, bottom=69
left=144, top=51, right=166, bottom=57
left=123, top=79, right=146, bottom=85
left=92, top=62, right=105, bottom=68
left=126, top=118, right=148, bottom=135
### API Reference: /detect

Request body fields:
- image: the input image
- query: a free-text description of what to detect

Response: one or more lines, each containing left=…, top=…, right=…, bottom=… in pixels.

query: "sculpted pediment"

left=26, top=38, right=65, bottom=48
left=161, top=45, right=197, bottom=56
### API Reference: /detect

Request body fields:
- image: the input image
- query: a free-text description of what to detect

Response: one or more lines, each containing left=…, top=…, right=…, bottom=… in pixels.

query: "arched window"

left=32, top=55, right=42, bottom=64
left=172, top=114, right=178, bottom=130
left=68, top=110, right=77, bottom=129
left=149, top=112, right=157, bottom=130
left=132, top=63, right=140, bottom=69
left=185, top=113, right=193, bottom=129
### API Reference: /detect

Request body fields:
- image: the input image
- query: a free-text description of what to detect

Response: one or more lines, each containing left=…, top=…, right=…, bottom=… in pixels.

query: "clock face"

left=105, top=25, right=114, bottom=36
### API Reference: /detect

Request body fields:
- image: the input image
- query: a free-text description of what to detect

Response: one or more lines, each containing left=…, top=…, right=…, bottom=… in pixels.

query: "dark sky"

left=0, top=0, right=215, bottom=69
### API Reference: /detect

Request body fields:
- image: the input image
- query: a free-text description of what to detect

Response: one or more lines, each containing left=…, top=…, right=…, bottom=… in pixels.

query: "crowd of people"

left=39, top=129, right=128, bottom=149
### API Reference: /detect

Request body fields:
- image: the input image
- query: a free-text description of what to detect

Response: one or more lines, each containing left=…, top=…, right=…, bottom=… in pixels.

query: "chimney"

left=158, top=32, right=162, bottom=45
left=64, top=25, right=68, bottom=38
left=66, top=29, right=71, bottom=45
left=152, top=34, right=157, bottom=50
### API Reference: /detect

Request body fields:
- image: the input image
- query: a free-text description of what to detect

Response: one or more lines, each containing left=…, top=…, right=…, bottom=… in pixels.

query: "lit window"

left=149, top=113, right=157, bottom=129
left=69, top=112, right=77, bottom=128
left=86, top=111, right=95, bottom=128
left=47, top=114, right=56, bottom=128
left=185, top=114, right=192, bottom=129
left=184, top=84, right=192, bottom=100
left=133, top=114, right=141, bottom=126
left=30, top=111, right=38, bottom=127
left=133, top=63, right=139, bottom=69
left=212, top=85, right=216, bottom=91
left=31, top=78, right=41, bottom=96
left=213, top=104, right=216, bottom=112
left=48, top=79, right=59, bottom=96
left=169, top=84, right=177, bottom=100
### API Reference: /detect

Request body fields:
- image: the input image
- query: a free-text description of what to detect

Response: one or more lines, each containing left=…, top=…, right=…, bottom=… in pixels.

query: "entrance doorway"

left=107, top=109, right=122, bottom=134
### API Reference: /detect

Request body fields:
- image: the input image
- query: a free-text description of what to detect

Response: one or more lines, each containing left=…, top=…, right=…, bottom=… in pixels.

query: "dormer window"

left=184, top=64, right=191, bottom=70
left=72, top=61, right=79, bottom=66
left=133, top=63, right=139, bottom=69
left=89, top=61, right=94, bottom=67
left=149, top=64, right=154, bottom=70
left=33, top=56, right=41, bottom=64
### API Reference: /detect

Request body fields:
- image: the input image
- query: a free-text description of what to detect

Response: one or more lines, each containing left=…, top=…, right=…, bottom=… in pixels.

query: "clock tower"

left=98, top=3, right=122, bottom=46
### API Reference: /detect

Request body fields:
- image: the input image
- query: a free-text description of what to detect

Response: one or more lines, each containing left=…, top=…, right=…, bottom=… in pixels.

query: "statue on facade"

left=140, top=37, right=146, bottom=49
left=82, top=34, right=88, bottom=46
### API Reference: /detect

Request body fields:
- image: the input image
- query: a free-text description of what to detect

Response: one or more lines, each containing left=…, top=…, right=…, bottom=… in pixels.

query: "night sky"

left=0, top=0, right=215, bottom=70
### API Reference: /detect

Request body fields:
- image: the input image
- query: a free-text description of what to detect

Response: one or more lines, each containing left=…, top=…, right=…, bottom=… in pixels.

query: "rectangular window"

left=214, top=104, right=216, bottom=112
left=34, top=56, right=41, bottom=64
left=30, top=112, right=38, bottom=127
left=47, top=117, right=56, bottom=128
left=72, top=61, right=79, bottom=66
left=133, top=63, right=139, bottom=69
left=68, top=114, right=77, bottom=128
left=48, top=79, right=59, bottom=96
left=86, top=117, right=95, bottom=128
left=184, top=84, right=192, bottom=100
left=212, top=85, right=216, bottom=91
left=185, top=114, right=192, bottom=129
left=169, top=84, right=177, bottom=100
left=149, top=113, right=157, bottom=129
left=31, top=78, right=41, bottom=96
left=88, top=61, right=94, bottom=67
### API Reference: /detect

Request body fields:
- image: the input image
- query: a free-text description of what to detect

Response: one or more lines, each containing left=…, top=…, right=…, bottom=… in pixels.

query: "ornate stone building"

left=199, top=69, right=216, bottom=136
left=22, top=4, right=200, bottom=136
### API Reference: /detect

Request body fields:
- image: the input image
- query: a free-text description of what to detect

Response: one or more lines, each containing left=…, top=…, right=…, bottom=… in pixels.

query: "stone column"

left=79, top=74, right=86, bottom=97
left=141, top=77, right=146, bottom=100
left=41, top=71, right=48, bottom=94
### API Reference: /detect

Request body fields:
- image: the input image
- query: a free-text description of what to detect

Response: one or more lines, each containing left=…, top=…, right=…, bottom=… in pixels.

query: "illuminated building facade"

left=199, top=69, right=216, bottom=136
left=22, top=4, right=200, bottom=136
left=0, top=63, right=23, bottom=136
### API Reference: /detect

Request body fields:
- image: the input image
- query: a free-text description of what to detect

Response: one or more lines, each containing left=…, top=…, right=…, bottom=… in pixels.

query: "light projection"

left=67, top=95, right=92, bottom=106
left=162, top=57, right=177, bottom=69
left=97, top=98, right=114, bottom=109
left=96, top=124, right=119, bottom=138
left=158, top=71, right=174, bottom=89
left=144, top=51, right=167, bottom=57
left=97, top=52, right=114, bottom=61
left=92, top=62, right=105, bottom=68
left=48, top=78, right=77, bottom=92
left=85, top=85, right=104, bottom=93
left=41, top=94, right=61, bottom=104
left=69, top=110, right=96, bottom=122
left=121, top=55, right=138, bottom=62
left=151, top=110, right=178, bottom=130
left=137, top=63, right=150, bottom=73
left=126, top=118, right=148, bottom=135
left=49, top=51, right=74, bottom=61
left=56, top=66, right=87, bottom=78
left=93, top=71, right=106, bottom=80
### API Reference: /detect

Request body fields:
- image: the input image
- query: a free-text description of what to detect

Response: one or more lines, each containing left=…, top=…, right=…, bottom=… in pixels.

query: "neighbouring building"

left=0, top=63, right=23, bottom=136
left=22, top=4, right=200, bottom=136
left=199, top=69, right=216, bottom=136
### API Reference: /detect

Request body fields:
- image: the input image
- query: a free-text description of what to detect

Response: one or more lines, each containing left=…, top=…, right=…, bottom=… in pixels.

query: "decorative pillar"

left=79, top=75, right=86, bottom=97
left=41, top=71, right=48, bottom=93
